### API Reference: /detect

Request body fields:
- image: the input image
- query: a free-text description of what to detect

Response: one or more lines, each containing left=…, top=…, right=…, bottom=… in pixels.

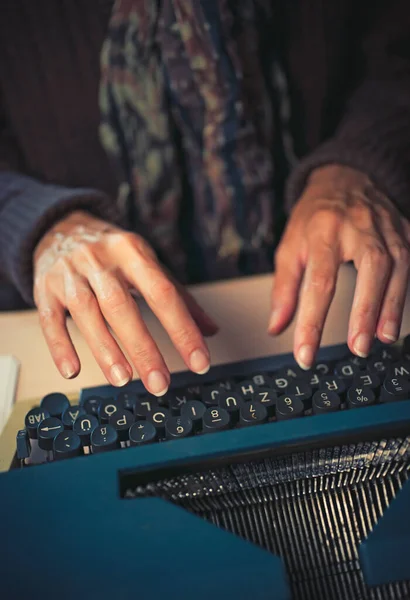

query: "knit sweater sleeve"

left=286, top=0, right=410, bottom=219
left=0, top=100, right=116, bottom=306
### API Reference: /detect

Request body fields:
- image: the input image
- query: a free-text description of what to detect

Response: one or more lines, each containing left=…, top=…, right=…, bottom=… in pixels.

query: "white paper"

left=0, top=355, right=20, bottom=436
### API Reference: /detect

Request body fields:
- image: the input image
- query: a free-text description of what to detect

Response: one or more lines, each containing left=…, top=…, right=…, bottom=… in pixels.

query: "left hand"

left=268, top=164, right=410, bottom=369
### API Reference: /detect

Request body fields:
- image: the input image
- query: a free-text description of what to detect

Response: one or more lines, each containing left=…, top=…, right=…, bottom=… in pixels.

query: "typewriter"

left=1, top=339, right=410, bottom=600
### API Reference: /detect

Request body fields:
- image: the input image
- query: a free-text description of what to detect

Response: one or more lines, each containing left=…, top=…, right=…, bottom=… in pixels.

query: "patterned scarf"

left=99, top=0, right=294, bottom=281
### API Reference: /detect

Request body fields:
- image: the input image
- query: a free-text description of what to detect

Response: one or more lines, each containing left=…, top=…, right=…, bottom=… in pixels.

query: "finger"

left=376, top=234, right=410, bottom=344
left=122, top=248, right=211, bottom=375
left=61, top=265, right=133, bottom=387
left=36, top=286, right=81, bottom=379
left=177, top=287, right=219, bottom=337
left=293, top=241, right=339, bottom=369
left=348, top=239, right=392, bottom=357
left=88, top=268, right=171, bottom=397
left=268, top=244, right=304, bottom=335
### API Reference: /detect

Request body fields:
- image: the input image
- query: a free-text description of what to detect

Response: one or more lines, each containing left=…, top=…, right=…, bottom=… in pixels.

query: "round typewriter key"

left=286, top=380, right=313, bottom=409
left=351, top=372, right=381, bottom=392
left=347, top=386, right=376, bottom=409
left=166, top=391, right=195, bottom=416
left=147, top=408, right=170, bottom=437
left=312, top=390, right=341, bottom=415
left=348, top=355, right=368, bottom=369
left=374, top=346, right=400, bottom=363
left=239, top=402, right=268, bottom=426
left=129, top=421, right=157, bottom=446
left=203, top=407, right=231, bottom=432
left=116, top=391, right=137, bottom=413
left=181, top=400, right=206, bottom=431
left=134, top=397, right=159, bottom=419
left=61, top=404, right=86, bottom=429
left=334, top=360, right=361, bottom=380
left=73, top=414, right=98, bottom=445
left=218, top=392, right=243, bottom=423
left=165, top=416, right=193, bottom=440
left=236, top=380, right=256, bottom=400
left=276, top=365, right=307, bottom=380
left=37, top=417, right=64, bottom=450
left=53, top=430, right=82, bottom=460
left=202, top=385, right=223, bottom=406
left=25, top=407, right=50, bottom=439
left=91, top=424, right=119, bottom=453
left=385, top=360, right=410, bottom=380
left=251, top=373, right=274, bottom=388
left=276, top=395, right=305, bottom=421
left=109, top=409, right=134, bottom=441
left=318, top=376, right=347, bottom=398
left=368, top=357, right=389, bottom=375
left=380, top=375, right=410, bottom=403
left=40, top=393, right=70, bottom=418
left=82, top=396, right=102, bottom=417
left=251, top=387, right=278, bottom=417
left=98, top=398, right=120, bottom=423
left=314, top=361, right=333, bottom=375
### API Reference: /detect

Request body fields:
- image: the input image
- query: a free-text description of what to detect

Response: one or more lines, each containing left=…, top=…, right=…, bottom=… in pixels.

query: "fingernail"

left=110, top=364, right=131, bottom=387
left=189, top=348, right=210, bottom=374
left=297, top=345, right=314, bottom=370
left=268, top=309, right=281, bottom=332
left=147, top=370, right=169, bottom=396
left=382, top=320, right=399, bottom=342
left=353, top=333, right=371, bottom=358
left=61, top=360, right=76, bottom=379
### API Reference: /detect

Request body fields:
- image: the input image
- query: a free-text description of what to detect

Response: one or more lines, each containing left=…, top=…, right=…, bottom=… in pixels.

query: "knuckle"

left=130, top=344, right=157, bottom=370
left=389, top=241, right=410, bottom=267
left=309, top=270, right=335, bottom=296
left=172, top=327, right=199, bottom=351
left=67, top=285, right=95, bottom=311
left=38, top=307, right=60, bottom=328
left=362, top=243, right=391, bottom=270
left=298, top=322, right=321, bottom=341
left=148, top=278, right=177, bottom=309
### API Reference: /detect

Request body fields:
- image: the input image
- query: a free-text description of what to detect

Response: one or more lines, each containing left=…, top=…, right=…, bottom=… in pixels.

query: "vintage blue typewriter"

left=1, top=339, right=410, bottom=600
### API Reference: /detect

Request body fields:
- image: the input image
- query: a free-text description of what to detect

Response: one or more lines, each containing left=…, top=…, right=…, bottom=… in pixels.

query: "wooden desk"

left=2, top=263, right=410, bottom=403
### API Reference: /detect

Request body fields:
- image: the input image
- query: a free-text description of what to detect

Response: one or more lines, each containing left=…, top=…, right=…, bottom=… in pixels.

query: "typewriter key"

left=203, top=407, right=230, bottom=432
left=347, top=386, right=376, bottom=409
left=91, top=424, right=119, bottom=453
left=318, top=376, right=347, bottom=398
left=236, top=380, right=256, bottom=400
left=146, top=408, right=170, bottom=437
left=61, top=405, right=86, bottom=429
left=53, top=430, right=82, bottom=460
left=166, top=391, right=195, bottom=415
left=25, top=407, right=50, bottom=439
left=276, top=395, right=305, bottom=420
left=82, top=396, right=102, bottom=417
left=286, top=380, right=313, bottom=409
left=312, top=390, right=341, bottom=414
left=251, top=373, right=274, bottom=388
left=334, top=360, right=361, bottom=380
left=37, top=417, right=64, bottom=450
left=116, top=391, right=137, bottom=413
left=73, top=415, right=98, bottom=446
left=218, top=392, right=243, bottom=423
left=165, top=416, right=193, bottom=440
left=134, top=397, right=159, bottom=420
left=40, top=393, right=70, bottom=418
left=380, top=375, right=410, bottom=403
left=129, top=421, right=157, bottom=446
left=98, top=398, right=119, bottom=423
left=109, top=409, right=134, bottom=441
left=351, top=372, right=381, bottom=392
left=251, top=387, right=277, bottom=417
left=180, top=400, right=206, bottom=431
left=239, top=402, right=268, bottom=426
left=16, top=429, right=31, bottom=462
left=385, top=360, right=410, bottom=380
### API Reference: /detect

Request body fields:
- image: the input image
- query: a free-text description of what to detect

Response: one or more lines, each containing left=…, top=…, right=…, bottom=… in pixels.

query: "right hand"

left=33, top=211, right=219, bottom=396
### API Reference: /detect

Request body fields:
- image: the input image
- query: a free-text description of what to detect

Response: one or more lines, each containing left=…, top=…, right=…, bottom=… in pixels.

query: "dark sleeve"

left=286, top=0, right=410, bottom=218
left=0, top=99, right=117, bottom=306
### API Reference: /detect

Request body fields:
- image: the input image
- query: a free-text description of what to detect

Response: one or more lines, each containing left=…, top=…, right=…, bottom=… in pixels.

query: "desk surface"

left=1, top=264, right=410, bottom=403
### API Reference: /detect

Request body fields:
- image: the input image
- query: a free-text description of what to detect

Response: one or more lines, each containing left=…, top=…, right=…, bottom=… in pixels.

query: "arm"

left=286, top=0, right=410, bottom=218
left=0, top=94, right=116, bottom=305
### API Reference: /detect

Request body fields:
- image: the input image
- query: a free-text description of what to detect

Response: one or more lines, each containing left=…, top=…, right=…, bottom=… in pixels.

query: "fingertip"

left=59, top=359, right=80, bottom=379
